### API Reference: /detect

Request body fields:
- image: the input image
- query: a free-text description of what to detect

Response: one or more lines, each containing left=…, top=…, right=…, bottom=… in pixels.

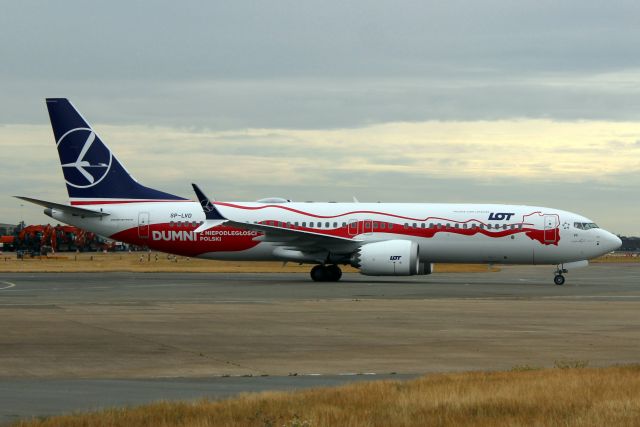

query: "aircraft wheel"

left=310, top=265, right=325, bottom=282
left=554, top=274, right=565, bottom=286
left=310, top=265, right=342, bottom=282
left=326, top=265, right=342, bottom=282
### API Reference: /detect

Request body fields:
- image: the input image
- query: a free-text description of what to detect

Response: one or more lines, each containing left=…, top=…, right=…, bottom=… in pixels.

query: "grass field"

left=0, top=252, right=499, bottom=273
left=12, top=365, right=640, bottom=427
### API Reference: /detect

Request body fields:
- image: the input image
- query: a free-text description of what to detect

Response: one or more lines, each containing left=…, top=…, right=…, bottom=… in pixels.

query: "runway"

left=1, top=263, right=639, bottom=423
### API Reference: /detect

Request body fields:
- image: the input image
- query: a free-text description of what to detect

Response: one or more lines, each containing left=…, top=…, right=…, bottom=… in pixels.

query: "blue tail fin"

left=46, top=98, right=186, bottom=204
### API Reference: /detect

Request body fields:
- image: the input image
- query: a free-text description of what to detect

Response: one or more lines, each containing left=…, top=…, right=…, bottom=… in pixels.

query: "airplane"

left=17, top=98, right=622, bottom=285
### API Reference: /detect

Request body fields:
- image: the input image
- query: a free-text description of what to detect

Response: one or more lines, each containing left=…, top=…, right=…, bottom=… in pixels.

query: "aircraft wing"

left=191, top=184, right=360, bottom=256
left=226, top=219, right=359, bottom=252
left=14, top=196, right=110, bottom=217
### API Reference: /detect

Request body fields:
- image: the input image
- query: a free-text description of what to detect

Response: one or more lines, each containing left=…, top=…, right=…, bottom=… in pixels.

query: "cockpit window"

left=574, top=222, right=599, bottom=230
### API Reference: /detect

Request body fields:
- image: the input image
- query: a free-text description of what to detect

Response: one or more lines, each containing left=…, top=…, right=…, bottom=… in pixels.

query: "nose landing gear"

left=310, top=264, right=343, bottom=282
left=554, top=265, right=568, bottom=285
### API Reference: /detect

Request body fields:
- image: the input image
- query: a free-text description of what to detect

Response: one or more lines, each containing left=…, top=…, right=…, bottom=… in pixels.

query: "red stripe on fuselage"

left=215, top=204, right=560, bottom=246
left=215, top=202, right=552, bottom=229
left=110, top=219, right=559, bottom=258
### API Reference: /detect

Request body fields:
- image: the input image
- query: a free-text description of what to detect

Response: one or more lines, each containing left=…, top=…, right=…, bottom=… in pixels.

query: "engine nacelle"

left=353, top=240, right=420, bottom=276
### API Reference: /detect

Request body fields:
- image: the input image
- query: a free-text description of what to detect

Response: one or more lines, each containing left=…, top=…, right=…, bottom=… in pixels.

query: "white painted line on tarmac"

left=0, top=281, right=16, bottom=290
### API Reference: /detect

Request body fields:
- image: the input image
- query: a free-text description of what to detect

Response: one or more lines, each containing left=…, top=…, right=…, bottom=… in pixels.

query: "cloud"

left=3, top=119, right=640, bottom=188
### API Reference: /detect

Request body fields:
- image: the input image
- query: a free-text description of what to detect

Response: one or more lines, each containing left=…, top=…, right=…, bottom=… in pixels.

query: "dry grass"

left=12, top=365, right=640, bottom=427
left=0, top=252, right=495, bottom=273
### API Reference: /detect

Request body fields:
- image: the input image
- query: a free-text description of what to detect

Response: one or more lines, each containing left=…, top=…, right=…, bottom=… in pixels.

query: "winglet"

left=192, top=183, right=225, bottom=220
left=192, top=184, right=227, bottom=233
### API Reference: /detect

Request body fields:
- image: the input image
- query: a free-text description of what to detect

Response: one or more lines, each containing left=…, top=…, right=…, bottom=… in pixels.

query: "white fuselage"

left=49, top=200, right=620, bottom=265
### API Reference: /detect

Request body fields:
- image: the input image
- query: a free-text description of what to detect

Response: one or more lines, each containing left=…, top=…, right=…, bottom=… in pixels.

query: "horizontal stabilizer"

left=14, top=196, right=109, bottom=217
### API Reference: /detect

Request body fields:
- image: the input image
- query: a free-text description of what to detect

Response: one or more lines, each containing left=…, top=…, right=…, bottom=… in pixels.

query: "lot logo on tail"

left=57, top=127, right=112, bottom=188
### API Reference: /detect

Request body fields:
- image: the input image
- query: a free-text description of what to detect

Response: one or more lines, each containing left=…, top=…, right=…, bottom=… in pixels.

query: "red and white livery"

left=19, top=99, right=622, bottom=285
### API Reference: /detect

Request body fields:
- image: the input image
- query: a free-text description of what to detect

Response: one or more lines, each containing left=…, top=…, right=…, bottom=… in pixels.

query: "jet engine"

left=352, top=239, right=421, bottom=276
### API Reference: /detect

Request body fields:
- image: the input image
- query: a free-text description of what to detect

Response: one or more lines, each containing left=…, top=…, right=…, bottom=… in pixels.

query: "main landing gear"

left=310, top=264, right=343, bottom=282
left=554, top=265, right=568, bottom=286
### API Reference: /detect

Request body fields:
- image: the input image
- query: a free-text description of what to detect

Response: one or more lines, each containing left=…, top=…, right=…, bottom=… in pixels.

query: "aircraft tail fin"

left=46, top=98, right=186, bottom=205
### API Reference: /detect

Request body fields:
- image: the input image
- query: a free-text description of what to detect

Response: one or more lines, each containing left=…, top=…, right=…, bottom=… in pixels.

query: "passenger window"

left=429, top=223, right=434, bottom=228
left=404, top=223, right=408, bottom=229
left=381, top=223, right=386, bottom=229
left=325, top=222, right=330, bottom=228
left=169, top=221, right=174, bottom=227
left=342, top=222, right=347, bottom=227
left=455, top=224, right=459, bottom=229
left=333, top=222, right=338, bottom=228
left=420, top=223, right=425, bottom=229
left=373, top=222, right=379, bottom=229
left=388, top=223, right=393, bottom=230
left=463, top=224, right=467, bottom=229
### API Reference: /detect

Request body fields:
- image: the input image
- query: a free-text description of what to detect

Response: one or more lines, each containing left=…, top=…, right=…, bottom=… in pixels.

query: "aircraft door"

left=348, top=219, right=358, bottom=236
left=138, top=212, right=150, bottom=239
left=543, top=214, right=558, bottom=243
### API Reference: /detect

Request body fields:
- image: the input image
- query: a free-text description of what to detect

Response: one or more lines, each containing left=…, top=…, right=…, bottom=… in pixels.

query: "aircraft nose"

left=604, top=232, right=622, bottom=252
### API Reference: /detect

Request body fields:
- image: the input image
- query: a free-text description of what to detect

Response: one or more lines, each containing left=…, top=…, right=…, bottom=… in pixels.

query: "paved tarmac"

left=1, top=264, right=639, bottom=424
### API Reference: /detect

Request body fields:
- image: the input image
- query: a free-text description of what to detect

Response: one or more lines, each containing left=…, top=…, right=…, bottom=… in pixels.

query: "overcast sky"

left=1, top=1, right=639, bottom=235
